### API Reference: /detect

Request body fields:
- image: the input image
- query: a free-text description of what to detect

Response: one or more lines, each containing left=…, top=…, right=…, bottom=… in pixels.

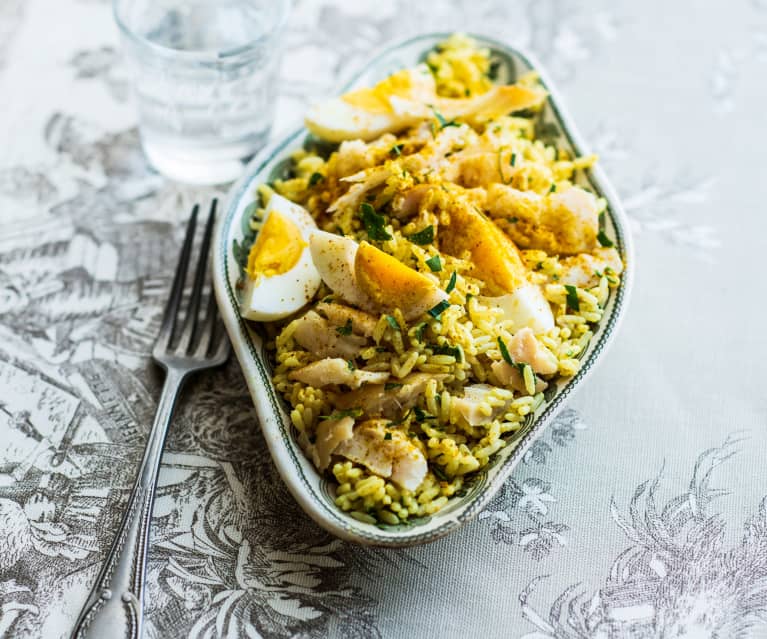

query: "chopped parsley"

left=384, top=382, right=403, bottom=391
left=308, top=172, right=324, bottom=186
left=383, top=432, right=392, bottom=440
left=335, top=319, right=353, bottom=336
left=432, top=466, right=449, bottom=482
left=445, top=271, right=457, bottom=294
left=427, top=300, right=450, bottom=319
left=597, top=230, right=614, bottom=247
left=432, top=108, right=459, bottom=129
left=549, top=183, right=557, bottom=193
left=390, top=144, right=403, bottom=157
left=565, top=284, right=580, bottom=312
left=507, top=216, right=519, bottom=224
left=407, top=225, right=434, bottom=245
left=360, top=202, right=392, bottom=241
left=497, top=336, right=514, bottom=365
left=413, top=406, right=433, bottom=422
left=431, top=343, right=462, bottom=362
left=415, top=322, right=428, bottom=342
left=320, top=408, right=363, bottom=421
left=385, top=315, right=401, bottom=331
left=346, top=360, right=355, bottom=371
left=388, top=409, right=411, bottom=426
left=510, top=152, right=517, bottom=167
left=426, top=255, right=442, bottom=272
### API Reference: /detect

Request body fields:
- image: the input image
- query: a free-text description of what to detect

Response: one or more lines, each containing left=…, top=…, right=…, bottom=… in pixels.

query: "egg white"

left=240, top=195, right=322, bottom=322
left=309, top=230, right=373, bottom=309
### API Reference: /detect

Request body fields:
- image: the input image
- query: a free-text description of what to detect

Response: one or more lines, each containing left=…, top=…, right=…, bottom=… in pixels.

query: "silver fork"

left=71, top=200, right=230, bottom=639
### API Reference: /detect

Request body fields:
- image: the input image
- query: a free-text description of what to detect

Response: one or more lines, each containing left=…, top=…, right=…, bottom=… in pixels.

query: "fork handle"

left=70, top=368, right=186, bottom=639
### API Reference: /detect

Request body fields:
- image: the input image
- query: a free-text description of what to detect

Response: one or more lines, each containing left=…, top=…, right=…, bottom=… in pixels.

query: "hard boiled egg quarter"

left=240, top=195, right=322, bottom=322
left=305, top=66, right=436, bottom=143
left=310, top=231, right=446, bottom=321
left=305, top=64, right=547, bottom=143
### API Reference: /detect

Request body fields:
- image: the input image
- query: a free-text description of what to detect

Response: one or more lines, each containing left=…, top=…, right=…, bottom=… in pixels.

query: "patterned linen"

left=1, top=0, right=765, bottom=637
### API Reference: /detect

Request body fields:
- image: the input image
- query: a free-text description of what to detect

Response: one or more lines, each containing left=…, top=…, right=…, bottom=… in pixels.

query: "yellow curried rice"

left=246, top=34, right=623, bottom=525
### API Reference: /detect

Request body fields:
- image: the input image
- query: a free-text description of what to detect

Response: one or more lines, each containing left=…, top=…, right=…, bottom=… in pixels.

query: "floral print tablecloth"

left=2, top=0, right=766, bottom=637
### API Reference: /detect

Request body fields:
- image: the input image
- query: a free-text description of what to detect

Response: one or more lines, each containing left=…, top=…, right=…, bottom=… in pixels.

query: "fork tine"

left=194, top=290, right=219, bottom=358
left=176, top=199, right=217, bottom=354
left=157, top=204, right=199, bottom=345
left=212, top=319, right=231, bottom=363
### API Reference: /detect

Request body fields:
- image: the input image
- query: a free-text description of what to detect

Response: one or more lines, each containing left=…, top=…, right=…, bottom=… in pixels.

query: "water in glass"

left=115, top=0, right=289, bottom=184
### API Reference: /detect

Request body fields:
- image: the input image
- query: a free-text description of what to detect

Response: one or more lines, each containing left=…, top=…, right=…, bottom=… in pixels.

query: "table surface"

left=2, top=0, right=767, bottom=637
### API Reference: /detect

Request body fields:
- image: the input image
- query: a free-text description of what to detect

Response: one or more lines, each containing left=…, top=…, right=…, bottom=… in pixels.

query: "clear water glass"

left=114, top=0, right=290, bottom=185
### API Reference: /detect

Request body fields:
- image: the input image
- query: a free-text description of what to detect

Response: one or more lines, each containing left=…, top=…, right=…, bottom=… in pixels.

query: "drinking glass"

left=114, top=0, right=290, bottom=185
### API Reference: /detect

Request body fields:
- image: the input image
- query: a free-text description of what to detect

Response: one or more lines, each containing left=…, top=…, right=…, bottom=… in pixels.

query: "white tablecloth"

left=1, top=0, right=766, bottom=637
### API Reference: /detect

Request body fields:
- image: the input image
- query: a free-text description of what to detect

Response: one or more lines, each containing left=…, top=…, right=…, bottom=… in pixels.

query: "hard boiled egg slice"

left=440, top=200, right=528, bottom=296
left=305, top=63, right=547, bottom=143
left=354, top=241, right=446, bottom=321
left=305, top=66, right=436, bottom=143
left=310, top=232, right=446, bottom=321
left=240, top=195, right=321, bottom=322
left=309, top=230, right=374, bottom=309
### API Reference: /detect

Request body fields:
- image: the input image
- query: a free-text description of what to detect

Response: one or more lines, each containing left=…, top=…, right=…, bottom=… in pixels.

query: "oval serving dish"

left=212, top=32, right=634, bottom=547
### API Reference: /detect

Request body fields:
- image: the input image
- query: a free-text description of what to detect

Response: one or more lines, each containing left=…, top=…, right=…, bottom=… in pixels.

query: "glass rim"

left=113, top=0, right=291, bottom=61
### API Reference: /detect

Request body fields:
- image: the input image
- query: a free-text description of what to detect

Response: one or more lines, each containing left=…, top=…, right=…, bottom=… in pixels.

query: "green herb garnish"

left=335, top=319, right=353, bottom=336
left=309, top=172, right=324, bottom=186
left=360, top=202, right=392, bottom=241
left=510, top=152, right=517, bottom=166
left=432, top=466, right=449, bottom=482
left=415, top=323, right=428, bottom=342
left=384, top=432, right=392, bottom=440
left=385, top=315, right=401, bottom=331
left=432, top=108, right=459, bottom=129
left=347, top=360, right=356, bottom=371
left=426, top=255, right=442, bottom=272
left=507, top=216, right=519, bottom=224
left=431, top=343, right=462, bottom=362
left=597, top=230, right=614, bottom=247
left=445, top=271, right=457, bottom=294
left=413, top=406, right=433, bottom=422
left=497, top=336, right=514, bottom=365
left=390, top=144, right=403, bottom=157
left=565, top=285, right=580, bottom=311
left=427, top=300, right=450, bottom=319
left=549, top=183, right=557, bottom=193
left=407, top=225, right=434, bottom=245
left=384, top=383, right=403, bottom=391
left=388, top=409, right=411, bottom=426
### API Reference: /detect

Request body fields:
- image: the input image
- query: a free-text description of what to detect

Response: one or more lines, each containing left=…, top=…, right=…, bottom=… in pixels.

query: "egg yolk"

left=354, top=241, right=439, bottom=310
left=440, top=201, right=527, bottom=295
left=342, top=69, right=419, bottom=114
left=247, top=210, right=305, bottom=278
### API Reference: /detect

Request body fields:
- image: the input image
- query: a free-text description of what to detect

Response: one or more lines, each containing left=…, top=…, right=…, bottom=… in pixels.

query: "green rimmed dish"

left=212, top=32, right=634, bottom=547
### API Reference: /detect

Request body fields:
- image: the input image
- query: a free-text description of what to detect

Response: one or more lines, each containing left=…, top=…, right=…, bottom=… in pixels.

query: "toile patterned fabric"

left=1, top=0, right=766, bottom=637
